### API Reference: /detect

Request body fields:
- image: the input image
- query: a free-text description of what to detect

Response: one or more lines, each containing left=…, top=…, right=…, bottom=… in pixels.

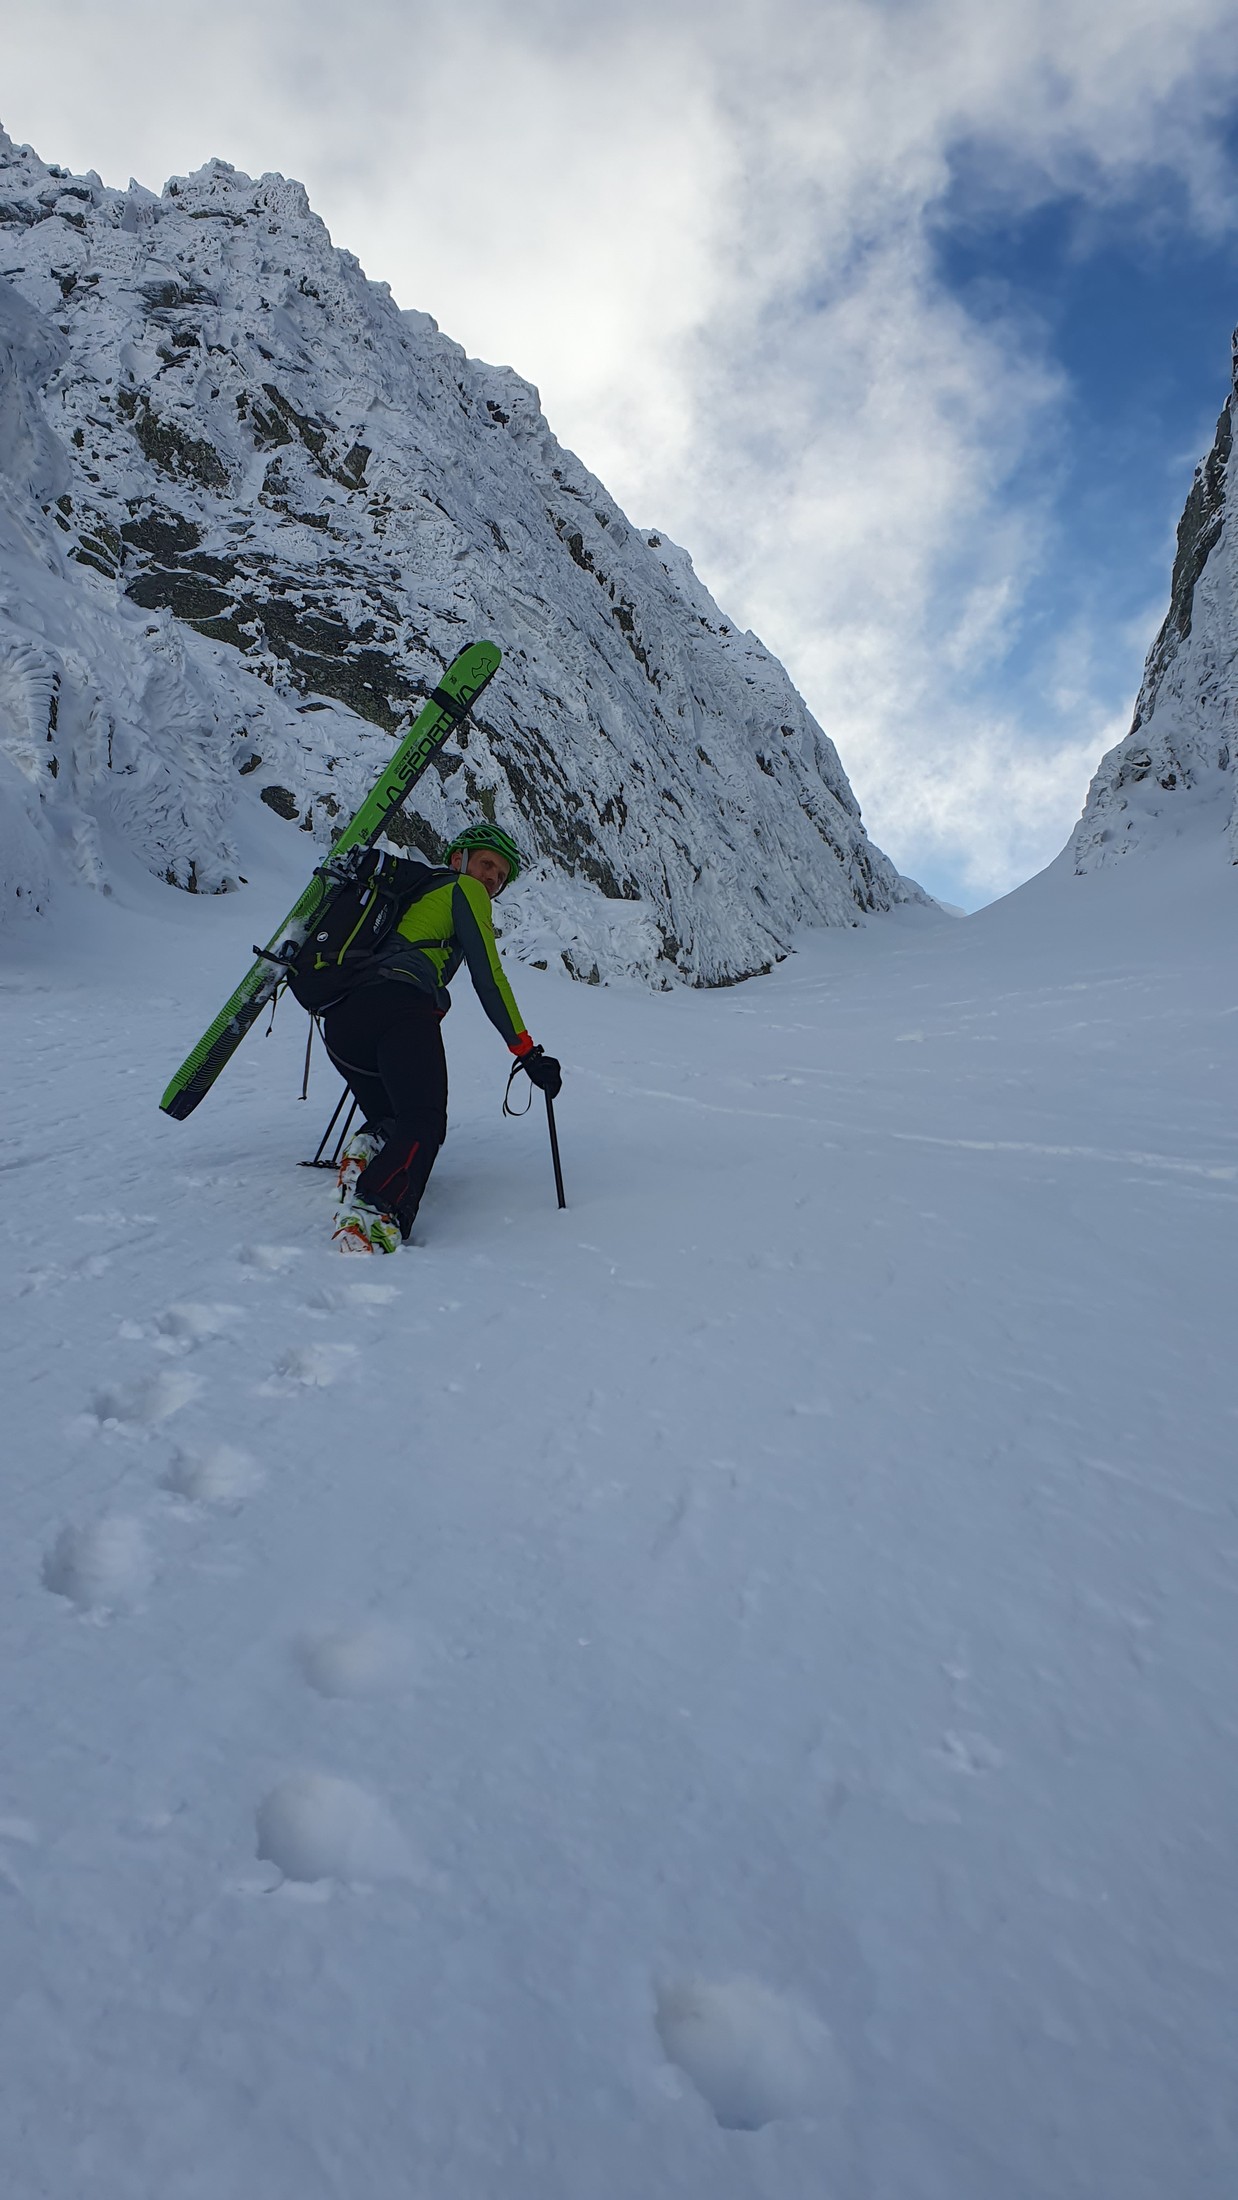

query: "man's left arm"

left=452, top=877, right=563, bottom=1095
left=452, top=875, right=534, bottom=1050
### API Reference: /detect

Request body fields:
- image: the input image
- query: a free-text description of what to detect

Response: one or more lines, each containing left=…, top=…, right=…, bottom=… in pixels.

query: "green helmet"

left=444, top=821, right=522, bottom=888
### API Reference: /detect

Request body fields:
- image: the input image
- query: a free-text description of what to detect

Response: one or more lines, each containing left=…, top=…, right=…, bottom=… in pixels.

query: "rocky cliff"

left=1074, top=336, right=1238, bottom=872
left=0, top=128, right=922, bottom=979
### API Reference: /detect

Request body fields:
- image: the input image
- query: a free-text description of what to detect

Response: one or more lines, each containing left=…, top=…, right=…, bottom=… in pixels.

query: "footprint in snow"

left=654, top=1976, right=847, bottom=2131
left=237, top=1243, right=303, bottom=1275
left=118, top=1303, right=242, bottom=1351
left=255, top=1773, right=419, bottom=1885
left=151, top=1303, right=243, bottom=1351
left=162, top=1443, right=262, bottom=1505
left=259, top=1343, right=357, bottom=1393
left=301, top=1281, right=400, bottom=1318
left=42, top=1518, right=154, bottom=1614
left=296, top=1623, right=416, bottom=1699
left=86, top=1369, right=204, bottom=1432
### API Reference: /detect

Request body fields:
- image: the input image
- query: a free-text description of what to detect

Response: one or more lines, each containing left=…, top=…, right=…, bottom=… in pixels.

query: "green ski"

left=160, top=639, right=501, bottom=1120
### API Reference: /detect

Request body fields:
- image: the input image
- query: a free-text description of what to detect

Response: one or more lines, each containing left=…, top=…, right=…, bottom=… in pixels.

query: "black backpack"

left=280, top=852, right=443, bottom=1012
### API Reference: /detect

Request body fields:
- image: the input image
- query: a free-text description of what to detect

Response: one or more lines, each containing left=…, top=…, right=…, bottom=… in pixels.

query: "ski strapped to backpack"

left=159, top=639, right=501, bottom=1120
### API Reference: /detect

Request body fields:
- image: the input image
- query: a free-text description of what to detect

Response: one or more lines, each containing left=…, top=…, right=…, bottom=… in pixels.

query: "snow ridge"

left=1073, top=337, right=1238, bottom=873
left=0, top=127, right=922, bottom=980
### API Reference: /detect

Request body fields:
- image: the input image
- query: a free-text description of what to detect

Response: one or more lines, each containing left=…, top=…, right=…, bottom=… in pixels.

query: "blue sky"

left=6, top=0, right=1238, bottom=909
left=937, top=175, right=1238, bottom=672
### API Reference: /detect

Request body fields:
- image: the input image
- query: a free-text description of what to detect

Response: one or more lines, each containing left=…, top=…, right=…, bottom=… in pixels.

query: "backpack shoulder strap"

left=375, top=856, right=460, bottom=902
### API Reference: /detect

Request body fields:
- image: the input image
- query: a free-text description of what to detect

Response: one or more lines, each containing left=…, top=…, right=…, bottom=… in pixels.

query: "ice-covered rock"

left=1073, top=338, right=1238, bottom=872
left=0, top=263, right=262, bottom=905
left=0, top=125, right=922, bottom=978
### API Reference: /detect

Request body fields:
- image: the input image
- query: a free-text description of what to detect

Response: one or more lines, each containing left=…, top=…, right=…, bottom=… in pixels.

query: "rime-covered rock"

left=1074, top=342, right=1238, bottom=873
left=0, top=127, right=922, bottom=974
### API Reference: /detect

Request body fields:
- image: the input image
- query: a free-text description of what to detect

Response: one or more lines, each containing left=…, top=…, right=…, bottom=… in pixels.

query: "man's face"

left=461, top=847, right=511, bottom=898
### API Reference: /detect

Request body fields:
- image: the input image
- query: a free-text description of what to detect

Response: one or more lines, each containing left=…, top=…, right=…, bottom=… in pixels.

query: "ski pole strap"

left=503, top=1058, right=532, bottom=1117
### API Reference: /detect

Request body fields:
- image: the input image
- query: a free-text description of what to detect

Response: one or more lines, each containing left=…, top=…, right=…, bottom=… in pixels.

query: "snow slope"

left=1, top=811, right=1234, bottom=2198
left=0, top=128, right=920, bottom=983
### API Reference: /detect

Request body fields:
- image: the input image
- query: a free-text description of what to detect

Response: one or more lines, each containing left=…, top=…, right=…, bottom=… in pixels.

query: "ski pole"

left=329, top=1097, right=359, bottom=1171
left=545, top=1092, right=567, bottom=1209
left=300, top=1084, right=356, bottom=1169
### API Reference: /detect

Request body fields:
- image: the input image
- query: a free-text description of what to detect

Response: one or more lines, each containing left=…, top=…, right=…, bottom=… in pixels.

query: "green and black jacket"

left=374, top=864, right=533, bottom=1056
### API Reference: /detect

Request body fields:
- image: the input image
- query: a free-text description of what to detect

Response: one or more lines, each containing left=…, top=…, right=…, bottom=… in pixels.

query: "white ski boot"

left=335, top=1125, right=382, bottom=1206
left=332, top=1198, right=401, bottom=1256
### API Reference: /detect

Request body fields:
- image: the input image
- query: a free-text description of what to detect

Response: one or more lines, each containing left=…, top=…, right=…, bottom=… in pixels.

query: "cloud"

left=6, top=0, right=1238, bottom=902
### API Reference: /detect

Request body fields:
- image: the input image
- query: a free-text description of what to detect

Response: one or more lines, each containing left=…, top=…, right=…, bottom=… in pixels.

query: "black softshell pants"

left=322, top=982, right=448, bottom=1237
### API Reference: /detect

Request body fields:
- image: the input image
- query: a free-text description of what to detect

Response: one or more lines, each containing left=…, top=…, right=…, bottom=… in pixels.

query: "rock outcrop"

left=0, top=128, right=922, bottom=975
left=1074, top=337, right=1238, bottom=872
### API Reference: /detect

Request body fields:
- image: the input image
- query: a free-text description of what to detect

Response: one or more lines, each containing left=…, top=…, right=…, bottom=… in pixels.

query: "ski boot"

left=336, top=1125, right=383, bottom=1206
left=332, top=1198, right=401, bottom=1256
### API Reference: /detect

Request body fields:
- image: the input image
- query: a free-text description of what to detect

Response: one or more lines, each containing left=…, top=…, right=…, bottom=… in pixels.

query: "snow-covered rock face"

left=1073, top=342, right=1238, bottom=874
left=0, top=128, right=920, bottom=978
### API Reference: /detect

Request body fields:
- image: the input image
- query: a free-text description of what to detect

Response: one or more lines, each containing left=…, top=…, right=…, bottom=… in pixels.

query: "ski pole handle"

left=545, top=1093, right=567, bottom=1209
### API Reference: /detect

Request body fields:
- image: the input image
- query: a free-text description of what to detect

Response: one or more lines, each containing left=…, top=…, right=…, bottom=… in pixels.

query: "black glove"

left=521, top=1045, right=562, bottom=1099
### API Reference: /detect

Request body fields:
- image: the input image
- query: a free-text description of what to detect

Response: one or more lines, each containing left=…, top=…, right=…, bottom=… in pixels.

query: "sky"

left=6, top=0, right=1238, bottom=907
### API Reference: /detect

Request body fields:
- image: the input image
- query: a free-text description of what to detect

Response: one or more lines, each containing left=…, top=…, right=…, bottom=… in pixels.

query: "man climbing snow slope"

left=322, top=822, right=562, bottom=1253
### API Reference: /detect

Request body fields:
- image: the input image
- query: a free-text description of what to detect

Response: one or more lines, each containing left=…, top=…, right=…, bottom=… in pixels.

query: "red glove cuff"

left=510, top=1032, right=534, bottom=1057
